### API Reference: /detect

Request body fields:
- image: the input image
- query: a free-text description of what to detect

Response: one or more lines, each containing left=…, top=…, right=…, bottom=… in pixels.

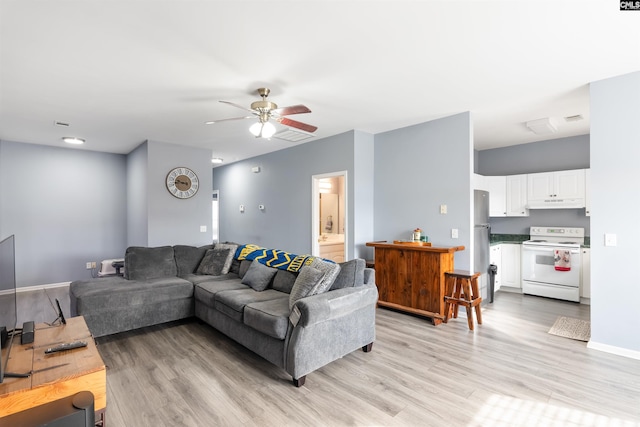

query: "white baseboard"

left=15, top=282, right=71, bottom=293
left=587, top=340, right=640, bottom=361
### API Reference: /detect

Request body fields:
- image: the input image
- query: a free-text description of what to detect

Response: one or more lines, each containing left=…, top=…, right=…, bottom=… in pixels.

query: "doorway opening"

left=312, top=172, right=347, bottom=262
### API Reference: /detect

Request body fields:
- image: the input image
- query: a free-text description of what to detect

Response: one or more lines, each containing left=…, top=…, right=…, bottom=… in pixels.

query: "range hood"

left=526, top=198, right=585, bottom=209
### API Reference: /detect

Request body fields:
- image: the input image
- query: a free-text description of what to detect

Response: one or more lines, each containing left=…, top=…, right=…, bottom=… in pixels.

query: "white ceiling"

left=1, top=1, right=639, bottom=165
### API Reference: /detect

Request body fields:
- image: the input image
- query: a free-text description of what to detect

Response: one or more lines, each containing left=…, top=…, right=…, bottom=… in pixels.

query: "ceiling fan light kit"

left=208, top=88, right=317, bottom=139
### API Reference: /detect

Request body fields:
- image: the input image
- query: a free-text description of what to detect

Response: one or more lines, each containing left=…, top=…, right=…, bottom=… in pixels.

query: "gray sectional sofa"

left=70, top=243, right=378, bottom=386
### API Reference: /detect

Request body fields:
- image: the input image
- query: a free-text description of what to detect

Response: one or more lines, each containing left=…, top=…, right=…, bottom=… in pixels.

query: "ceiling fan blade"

left=205, top=116, right=253, bottom=125
left=219, top=100, right=256, bottom=113
left=276, top=117, right=318, bottom=133
left=272, top=104, right=311, bottom=116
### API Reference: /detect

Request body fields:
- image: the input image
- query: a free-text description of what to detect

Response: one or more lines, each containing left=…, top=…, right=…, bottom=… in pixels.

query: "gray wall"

left=477, top=134, right=591, bottom=236
left=213, top=131, right=362, bottom=258
left=0, top=140, right=127, bottom=287
left=127, top=142, right=148, bottom=246
left=145, top=140, right=213, bottom=247
left=374, top=112, right=473, bottom=270
left=352, top=131, right=375, bottom=260
left=590, top=71, right=640, bottom=355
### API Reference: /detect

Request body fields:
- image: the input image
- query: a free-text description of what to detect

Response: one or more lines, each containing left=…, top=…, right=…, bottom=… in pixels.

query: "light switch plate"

left=604, top=233, right=617, bottom=246
left=440, top=204, right=447, bottom=214
left=451, top=228, right=458, bottom=238
left=200, top=225, right=207, bottom=232
left=239, top=205, right=245, bottom=213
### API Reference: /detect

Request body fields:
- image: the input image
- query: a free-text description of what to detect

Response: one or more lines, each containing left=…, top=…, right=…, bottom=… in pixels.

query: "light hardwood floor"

left=90, top=292, right=640, bottom=427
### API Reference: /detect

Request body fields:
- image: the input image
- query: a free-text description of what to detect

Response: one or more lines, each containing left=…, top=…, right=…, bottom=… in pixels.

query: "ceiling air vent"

left=564, top=114, right=584, bottom=122
left=272, top=129, right=315, bottom=142
left=525, top=117, right=557, bottom=135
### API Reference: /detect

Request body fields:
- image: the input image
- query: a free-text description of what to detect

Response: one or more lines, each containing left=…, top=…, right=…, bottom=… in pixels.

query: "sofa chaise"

left=70, top=243, right=378, bottom=386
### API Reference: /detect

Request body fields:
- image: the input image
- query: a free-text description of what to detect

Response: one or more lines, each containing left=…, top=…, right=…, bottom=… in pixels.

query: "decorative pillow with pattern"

left=196, top=247, right=233, bottom=276
left=289, top=266, right=325, bottom=310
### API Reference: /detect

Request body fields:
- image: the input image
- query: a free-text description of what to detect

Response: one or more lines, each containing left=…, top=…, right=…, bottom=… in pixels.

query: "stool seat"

left=443, top=270, right=482, bottom=330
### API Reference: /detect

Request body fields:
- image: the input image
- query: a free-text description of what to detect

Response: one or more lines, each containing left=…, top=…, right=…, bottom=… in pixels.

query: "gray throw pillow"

left=196, top=247, right=233, bottom=276
left=214, top=243, right=238, bottom=274
left=289, top=266, right=325, bottom=310
left=308, top=258, right=341, bottom=294
left=241, top=261, right=277, bottom=291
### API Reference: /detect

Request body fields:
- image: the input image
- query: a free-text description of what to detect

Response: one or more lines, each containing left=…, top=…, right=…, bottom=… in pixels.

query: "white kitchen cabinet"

left=489, top=244, right=502, bottom=291
left=486, top=176, right=507, bottom=217
left=473, top=173, right=489, bottom=191
left=500, top=243, right=521, bottom=289
left=505, top=174, right=529, bottom=216
left=585, top=169, right=591, bottom=216
left=527, top=169, right=586, bottom=204
left=581, top=248, right=590, bottom=301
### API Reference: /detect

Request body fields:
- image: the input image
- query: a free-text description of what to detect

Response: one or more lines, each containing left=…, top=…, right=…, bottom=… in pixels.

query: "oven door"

left=521, top=244, right=581, bottom=287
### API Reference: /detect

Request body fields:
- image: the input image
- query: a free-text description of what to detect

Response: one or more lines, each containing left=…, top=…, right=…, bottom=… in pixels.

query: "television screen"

left=0, top=234, right=17, bottom=383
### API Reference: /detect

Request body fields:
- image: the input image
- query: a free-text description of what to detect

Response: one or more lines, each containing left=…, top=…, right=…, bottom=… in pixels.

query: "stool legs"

left=443, top=271, right=482, bottom=330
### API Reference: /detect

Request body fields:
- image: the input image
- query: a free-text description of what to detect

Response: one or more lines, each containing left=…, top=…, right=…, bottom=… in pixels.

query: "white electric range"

left=521, top=226, right=584, bottom=302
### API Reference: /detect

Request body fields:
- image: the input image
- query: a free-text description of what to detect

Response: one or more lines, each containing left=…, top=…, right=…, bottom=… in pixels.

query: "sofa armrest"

left=292, top=284, right=378, bottom=328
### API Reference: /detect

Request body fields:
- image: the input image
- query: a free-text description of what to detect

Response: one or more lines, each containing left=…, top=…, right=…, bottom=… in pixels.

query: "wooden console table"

left=0, top=316, right=106, bottom=425
left=366, top=241, right=465, bottom=325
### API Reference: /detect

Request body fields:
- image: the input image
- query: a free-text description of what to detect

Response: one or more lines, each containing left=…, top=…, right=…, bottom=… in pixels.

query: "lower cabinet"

left=490, top=244, right=502, bottom=291
left=500, top=243, right=521, bottom=289
left=490, top=243, right=521, bottom=292
left=319, top=243, right=345, bottom=263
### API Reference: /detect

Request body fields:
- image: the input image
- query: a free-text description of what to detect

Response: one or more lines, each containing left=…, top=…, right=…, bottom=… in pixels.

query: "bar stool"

left=443, top=270, right=483, bottom=330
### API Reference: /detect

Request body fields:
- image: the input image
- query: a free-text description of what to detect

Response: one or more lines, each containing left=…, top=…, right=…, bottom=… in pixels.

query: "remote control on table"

left=44, top=340, right=87, bottom=354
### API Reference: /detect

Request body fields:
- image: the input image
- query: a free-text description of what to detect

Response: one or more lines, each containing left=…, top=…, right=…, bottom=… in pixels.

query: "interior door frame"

left=312, top=171, right=348, bottom=259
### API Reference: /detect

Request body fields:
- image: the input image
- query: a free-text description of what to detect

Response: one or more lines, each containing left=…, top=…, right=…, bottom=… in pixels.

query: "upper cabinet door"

left=486, top=176, right=506, bottom=217
left=505, top=174, right=529, bottom=216
left=527, top=169, right=585, bottom=201
left=527, top=172, right=555, bottom=200
left=555, top=169, right=585, bottom=199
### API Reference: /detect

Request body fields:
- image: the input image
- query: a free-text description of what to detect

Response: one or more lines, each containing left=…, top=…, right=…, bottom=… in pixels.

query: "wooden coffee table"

left=0, top=316, right=106, bottom=425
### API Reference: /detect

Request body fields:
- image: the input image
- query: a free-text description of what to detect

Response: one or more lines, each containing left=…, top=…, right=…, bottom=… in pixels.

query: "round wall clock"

left=166, top=167, right=199, bottom=199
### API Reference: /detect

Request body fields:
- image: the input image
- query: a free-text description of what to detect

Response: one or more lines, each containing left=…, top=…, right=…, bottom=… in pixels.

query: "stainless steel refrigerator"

left=474, top=190, right=491, bottom=303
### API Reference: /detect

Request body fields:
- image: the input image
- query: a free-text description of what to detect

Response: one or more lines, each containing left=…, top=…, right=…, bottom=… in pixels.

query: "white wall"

left=589, top=71, right=640, bottom=357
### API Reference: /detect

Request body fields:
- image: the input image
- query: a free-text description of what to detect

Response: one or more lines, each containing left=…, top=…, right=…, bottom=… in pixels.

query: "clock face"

left=166, top=167, right=199, bottom=199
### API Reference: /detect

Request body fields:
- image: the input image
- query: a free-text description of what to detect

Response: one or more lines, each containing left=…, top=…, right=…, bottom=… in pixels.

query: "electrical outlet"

left=86, top=262, right=92, bottom=269
left=200, top=225, right=207, bottom=232
left=91, top=261, right=97, bottom=269
left=604, top=233, right=617, bottom=246
left=440, top=204, right=447, bottom=214
left=239, top=205, right=245, bottom=213
left=451, top=228, right=459, bottom=238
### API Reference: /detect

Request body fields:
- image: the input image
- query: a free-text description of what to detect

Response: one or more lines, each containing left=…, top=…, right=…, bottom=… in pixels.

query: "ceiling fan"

left=205, top=88, right=317, bottom=138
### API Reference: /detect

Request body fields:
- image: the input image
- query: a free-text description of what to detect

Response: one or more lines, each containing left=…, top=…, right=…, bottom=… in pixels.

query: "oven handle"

left=522, top=246, right=581, bottom=255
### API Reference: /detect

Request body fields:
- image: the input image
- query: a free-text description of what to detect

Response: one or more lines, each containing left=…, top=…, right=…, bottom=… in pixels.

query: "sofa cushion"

left=174, top=245, right=212, bottom=276
left=241, top=261, right=277, bottom=291
left=289, top=266, right=325, bottom=310
left=71, top=276, right=193, bottom=314
left=309, top=258, right=341, bottom=294
left=330, top=259, right=365, bottom=290
left=183, top=272, right=238, bottom=285
left=197, top=246, right=234, bottom=276
left=244, top=297, right=290, bottom=340
left=125, top=246, right=177, bottom=280
left=194, top=278, right=247, bottom=308
left=272, top=269, right=298, bottom=294
left=215, top=289, right=286, bottom=322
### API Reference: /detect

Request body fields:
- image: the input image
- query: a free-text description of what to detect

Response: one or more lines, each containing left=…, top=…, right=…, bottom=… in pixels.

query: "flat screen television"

left=0, top=234, right=18, bottom=383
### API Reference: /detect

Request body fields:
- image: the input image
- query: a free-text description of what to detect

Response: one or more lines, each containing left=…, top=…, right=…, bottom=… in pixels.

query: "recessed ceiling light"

left=211, top=157, right=224, bottom=164
left=62, top=137, right=85, bottom=145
